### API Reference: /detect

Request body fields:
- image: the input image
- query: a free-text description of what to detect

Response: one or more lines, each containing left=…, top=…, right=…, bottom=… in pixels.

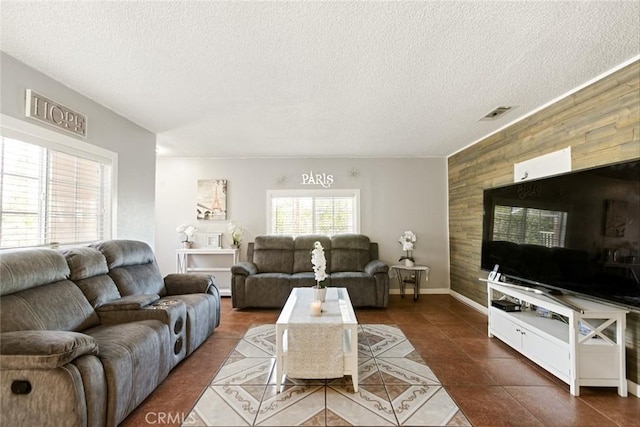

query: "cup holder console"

left=174, top=317, right=183, bottom=334
left=151, top=299, right=180, bottom=309
left=147, top=299, right=186, bottom=359
left=174, top=337, right=183, bottom=355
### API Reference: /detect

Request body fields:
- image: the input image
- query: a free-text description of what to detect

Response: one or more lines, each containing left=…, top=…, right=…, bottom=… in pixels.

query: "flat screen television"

left=481, top=158, right=640, bottom=311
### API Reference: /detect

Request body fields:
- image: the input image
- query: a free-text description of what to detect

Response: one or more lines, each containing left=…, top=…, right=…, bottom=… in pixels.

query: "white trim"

left=0, top=113, right=118, bottom=240
left=1, top=114, right=111, bottom=161
left=627, top=380, right=640, bottom=398
left=448, top=55, right=640, bottom=158
left=449, top=289, right=488, bottom=315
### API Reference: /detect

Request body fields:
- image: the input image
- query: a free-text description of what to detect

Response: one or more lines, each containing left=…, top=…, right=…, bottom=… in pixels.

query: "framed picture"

left=604, top=200, right=627, bottom=237
left=205, top=233, right=222, bottom=249
left=197, top=179, right=227, bottom=220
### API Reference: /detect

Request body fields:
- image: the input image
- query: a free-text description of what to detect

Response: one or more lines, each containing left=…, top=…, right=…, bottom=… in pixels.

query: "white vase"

left=404, top=258, right=414, bottom=267
left=314, top=286, right=327, bottom=302
left=182, top=241, right=192, bottom=249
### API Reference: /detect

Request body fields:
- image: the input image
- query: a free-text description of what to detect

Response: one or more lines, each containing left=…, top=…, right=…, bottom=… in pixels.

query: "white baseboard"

left=449, top=289, right=488, bottom=315
left=628, top=380, right=640, bottom=398
left=389, top=288, right=450, bottom=295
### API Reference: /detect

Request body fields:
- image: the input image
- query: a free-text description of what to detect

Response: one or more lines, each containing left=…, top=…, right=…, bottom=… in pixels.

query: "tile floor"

left=121, top=295, right=639, bottom=427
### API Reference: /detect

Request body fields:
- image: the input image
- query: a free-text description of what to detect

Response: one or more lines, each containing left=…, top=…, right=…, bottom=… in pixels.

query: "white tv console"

left=486, top=279, right=628, bottom=397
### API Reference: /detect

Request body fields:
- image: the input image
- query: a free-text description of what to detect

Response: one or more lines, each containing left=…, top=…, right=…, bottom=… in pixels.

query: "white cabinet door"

left=521, top=327, right=570, bottom=380
left=490, top=309, right=522, bottom=349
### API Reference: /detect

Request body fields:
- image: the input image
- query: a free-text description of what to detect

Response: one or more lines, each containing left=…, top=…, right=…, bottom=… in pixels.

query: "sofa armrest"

left=164, top=273, right=214, bottom=294
left=364, top=260, right=389, bottom=275
left=0, top=331, right=97, bottom=370
left=231, top=261, right=258, bottom=276
left=96, top=294, right=159, bottom=312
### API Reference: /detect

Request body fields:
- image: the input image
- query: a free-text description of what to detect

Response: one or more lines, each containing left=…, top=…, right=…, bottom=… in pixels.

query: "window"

left=0, top=118, right=115, bottom=249
left=492, top=205, right=567, bottom=247
left=267, top=189, right=360, bottom=236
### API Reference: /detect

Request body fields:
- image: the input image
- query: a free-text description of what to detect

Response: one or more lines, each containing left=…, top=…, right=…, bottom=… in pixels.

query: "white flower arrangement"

left=311, top=241, right=328, bottom=287
left=176, top=224, right=197, bottom=242
left=398, top=230, right=417, bottom=262
left=227, top=220, right=244, bottom=246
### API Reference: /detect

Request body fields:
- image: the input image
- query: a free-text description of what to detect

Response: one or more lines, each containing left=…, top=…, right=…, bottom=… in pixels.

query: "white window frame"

left=0, top=114, right=118, bottom=248
left=266, top=189, right=360, bottom=236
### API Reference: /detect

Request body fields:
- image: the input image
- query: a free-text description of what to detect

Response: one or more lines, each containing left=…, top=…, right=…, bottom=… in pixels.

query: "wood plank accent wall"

left=448, top=61, right=640, bottom=384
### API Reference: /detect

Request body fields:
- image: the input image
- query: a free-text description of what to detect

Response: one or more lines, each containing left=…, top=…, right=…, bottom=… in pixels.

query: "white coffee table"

left=275, top=287, right=359, bottom=392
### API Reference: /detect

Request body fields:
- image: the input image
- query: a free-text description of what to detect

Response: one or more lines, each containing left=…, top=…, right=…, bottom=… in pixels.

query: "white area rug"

left=184, top=324, right=470, bottom=426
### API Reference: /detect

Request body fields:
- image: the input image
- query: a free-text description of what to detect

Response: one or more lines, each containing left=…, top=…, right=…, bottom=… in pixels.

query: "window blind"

left=492, top=205, right=567, bottom=247
left=269, top=190, right=359, bottom=236
left=0, top=136, right=111, bottom=249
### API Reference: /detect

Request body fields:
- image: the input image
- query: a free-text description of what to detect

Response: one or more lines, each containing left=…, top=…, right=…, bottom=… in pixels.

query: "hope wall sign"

left=25, top=89, right=87, bottom=138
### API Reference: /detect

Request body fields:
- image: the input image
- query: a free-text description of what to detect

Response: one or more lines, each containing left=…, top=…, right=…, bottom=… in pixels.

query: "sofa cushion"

left=330, top=272, right=377, bottom=306
left=91, top=240, right=165, bottom=296
left=91, top=240, right=165, bottom=297
left=253, top=235, right=294, bottom=274
left=91, top=240, right=156, bottom=269
left=63, top=247, right=109, bottom=280
left=109, top=263, right=165, bottom=296
left=85, top=320, right=171, bottom=426
left=0, top=330, right=98, bottom=369
left=330, top=234, right=371, bottom=272
left=245, top=273, right=291, bottom=307
left=63, top=247, right=122, bottom=307
left=0, top=280, right=100, bottom=333
left=293, top=235, right=331, bottom=273
left=164, top=273, right=214, bottom=295
left=96, top=294, right=160, bottom=311
left=73, top=274, right=123, bottom=308
left=0, top=249, right=70, bottom=296
left=290, top=272, right=323, bottom=289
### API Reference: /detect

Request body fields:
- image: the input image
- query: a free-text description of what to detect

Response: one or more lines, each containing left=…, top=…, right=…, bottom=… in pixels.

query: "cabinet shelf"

left=486, top=280, right=628, bottom=397
left=501, top=309, right=569, bottom=345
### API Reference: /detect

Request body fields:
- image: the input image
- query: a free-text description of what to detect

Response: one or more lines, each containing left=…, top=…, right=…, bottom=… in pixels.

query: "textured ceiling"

left=1, top=1, right=639, bottom=158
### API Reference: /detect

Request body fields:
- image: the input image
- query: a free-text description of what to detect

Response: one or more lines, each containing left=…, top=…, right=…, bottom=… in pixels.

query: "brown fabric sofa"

left=0, top=240, right=219, bottom=427
left=231, top=234, right=389, bottom=308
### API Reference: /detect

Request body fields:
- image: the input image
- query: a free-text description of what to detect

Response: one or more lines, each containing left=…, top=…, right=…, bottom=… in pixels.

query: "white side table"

left=176, top=248, right=239, bottom=296
left=390, top=264, right=430, bottom=300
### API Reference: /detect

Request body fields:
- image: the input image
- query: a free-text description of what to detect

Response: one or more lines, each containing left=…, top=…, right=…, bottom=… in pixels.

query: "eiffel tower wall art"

left=197, top=179, right=227, bottom=220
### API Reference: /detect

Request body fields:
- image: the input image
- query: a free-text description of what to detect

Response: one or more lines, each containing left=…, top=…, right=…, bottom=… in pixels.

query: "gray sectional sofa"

left=0, top=240, right=220, bottom=427
left=231, top=234, right=389, bottom=308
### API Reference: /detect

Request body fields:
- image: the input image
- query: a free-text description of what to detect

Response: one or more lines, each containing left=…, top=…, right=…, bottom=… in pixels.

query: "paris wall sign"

left=301, top=171, right=334, bottom=188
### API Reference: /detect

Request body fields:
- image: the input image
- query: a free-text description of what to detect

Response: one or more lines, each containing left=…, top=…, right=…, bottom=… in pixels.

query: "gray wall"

left=0, top=52, right=157, bottom=244
left=155, top=157, right=450, bottom=292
